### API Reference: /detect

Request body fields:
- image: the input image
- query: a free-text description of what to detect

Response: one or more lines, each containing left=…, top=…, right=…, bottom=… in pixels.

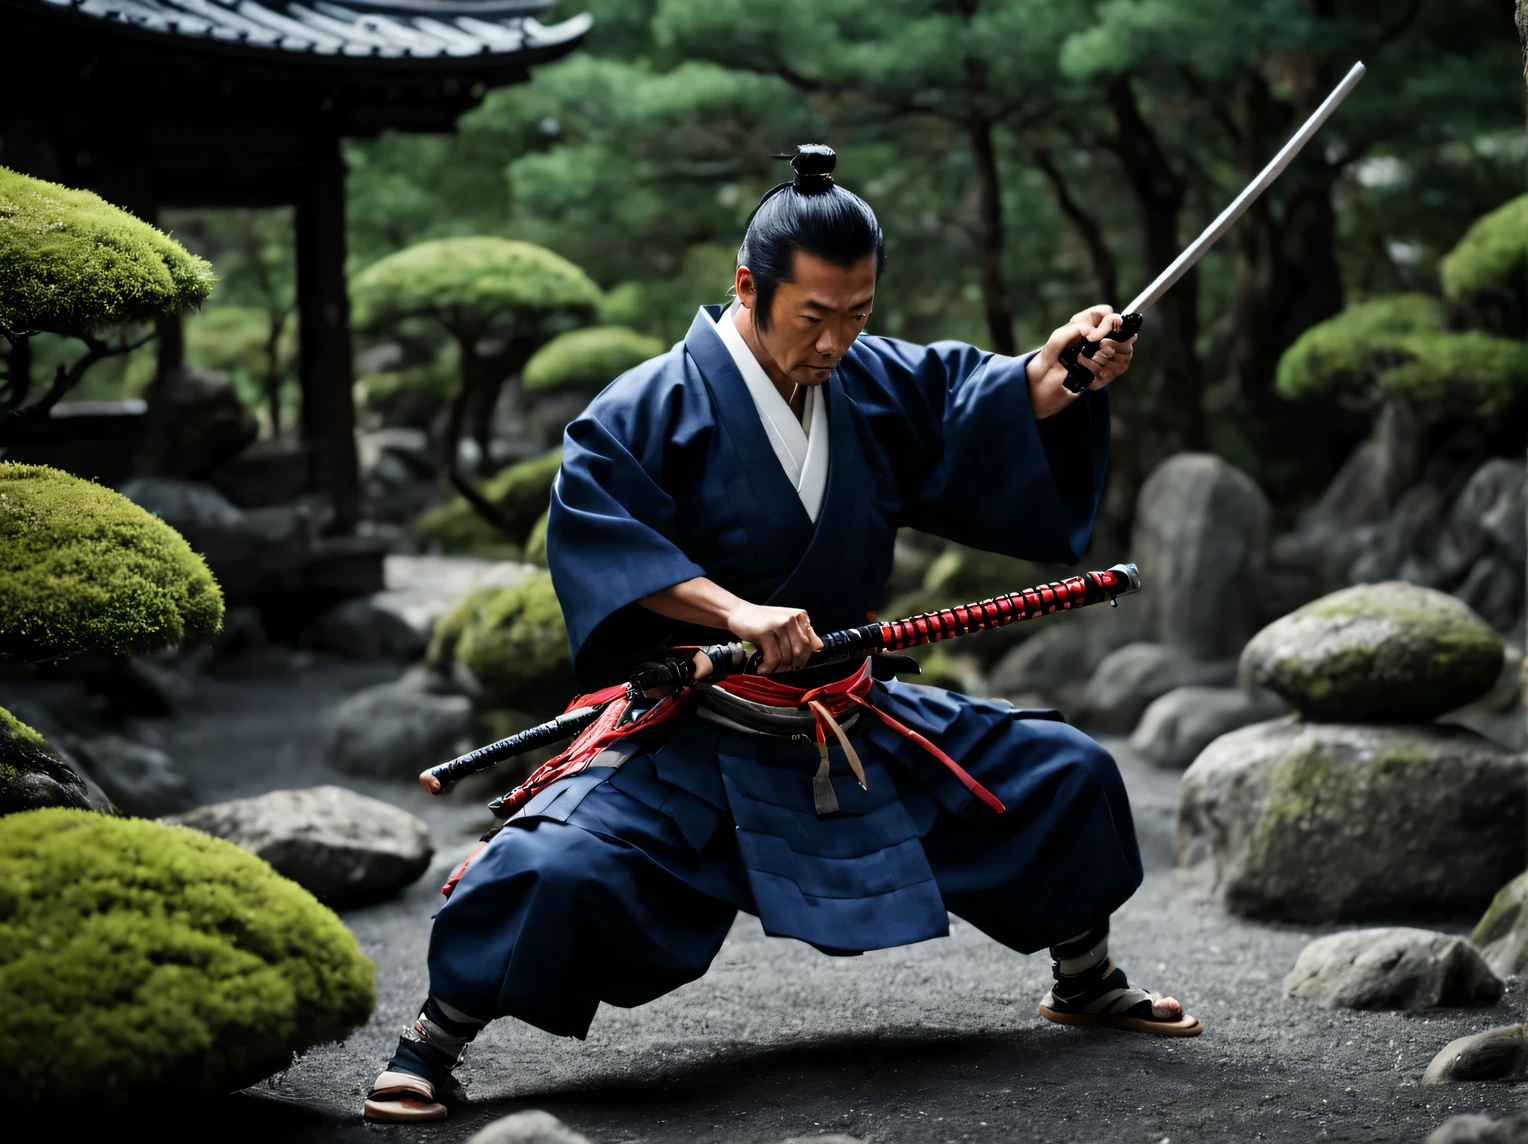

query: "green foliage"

left=414, top=448, right=563, bottom=554
left=0, top=167, right=213, bottom=336
left=350, top=236, right=601, bottom=342
left=0, top=463, right=224, bottom=660
left=1440, top=193, right=1528, bottom=302
left=523, top=325, right=665, bottom=393
left=427, top=571, right=573, bottom=713
left=0, top=809, right=375, bottom=1113
left=1276, top=294, right=1528, bottom=415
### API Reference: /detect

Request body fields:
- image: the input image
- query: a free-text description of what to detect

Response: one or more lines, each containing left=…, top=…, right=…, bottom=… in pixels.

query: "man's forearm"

left=637, top=576, right=744, bottom=630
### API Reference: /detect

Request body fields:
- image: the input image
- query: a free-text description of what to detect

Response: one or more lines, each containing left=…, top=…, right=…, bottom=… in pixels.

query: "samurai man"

left=364, top=143, right=1201, bottom=1124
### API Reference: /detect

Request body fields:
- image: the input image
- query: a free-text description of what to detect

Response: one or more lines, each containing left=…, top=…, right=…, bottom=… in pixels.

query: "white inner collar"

left=716, top=302, right=830, bottom=522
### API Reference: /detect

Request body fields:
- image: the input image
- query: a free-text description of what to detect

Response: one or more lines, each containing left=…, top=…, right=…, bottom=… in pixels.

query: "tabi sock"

left=388, top=995, right=487, bottom=1089
left=1048, top=920, right=1111, bottom=1000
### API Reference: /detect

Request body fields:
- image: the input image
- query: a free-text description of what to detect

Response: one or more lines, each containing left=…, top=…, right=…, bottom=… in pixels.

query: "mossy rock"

left=0, top=808, right=375, bottom=1115
left=1177, top=719, right=1528, bottom=923
left=0, top=166, right=213, bottom=336
left=0, top=705, right=91, bottom=817
left=524, top=509, right=549, bottom=567
left=1441, top=194, right=1528, bottom=304
left=1473, top=871, right=1528, bottom=980
left=0, top=463, right=224, bottom=660
left=1240, top=581, right=1503, bottom=722
left=350, top=237, right=600, bottom=338
left=427, top=570, right=573, bottom=715
left=413, top=448, right=562, bottom=554
left=522, top=326, right=665, bottom=394
left=1274, top=293, right=1528, bottom=416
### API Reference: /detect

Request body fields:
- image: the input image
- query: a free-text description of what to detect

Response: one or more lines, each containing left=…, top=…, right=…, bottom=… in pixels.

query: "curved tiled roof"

left=26, top=0, right=591, bottom=62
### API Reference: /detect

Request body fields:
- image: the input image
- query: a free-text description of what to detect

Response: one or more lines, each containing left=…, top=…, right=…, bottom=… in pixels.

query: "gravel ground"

left=23, top=659, right=1528, bottom=1143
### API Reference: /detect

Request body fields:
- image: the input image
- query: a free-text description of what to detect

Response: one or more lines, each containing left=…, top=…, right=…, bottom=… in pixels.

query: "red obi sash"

left=440, top=660, right=1004, bottom=896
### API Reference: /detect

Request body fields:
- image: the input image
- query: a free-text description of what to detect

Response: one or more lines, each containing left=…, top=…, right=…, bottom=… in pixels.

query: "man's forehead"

left=802, top=293, right=875, bottom=312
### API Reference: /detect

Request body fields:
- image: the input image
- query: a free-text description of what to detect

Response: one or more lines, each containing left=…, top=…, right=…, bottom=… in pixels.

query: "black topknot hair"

left=737, top=144, right=884, bottom=330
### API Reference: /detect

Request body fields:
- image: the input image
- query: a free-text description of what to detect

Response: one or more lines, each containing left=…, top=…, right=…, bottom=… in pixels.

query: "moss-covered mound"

left=524, top=508, right=550, bottom=567
left=414, top=448, right=562, bottom=555
left=1441, top=194, right=1528, bottom=303
left=350, top=237, right=600, bottom=337
left=0, top=809, right=375, bottom=1114
left=0, top=463, right=224, bottom=660
left=1240, top=581, right=1503, bottom=722
left=0, top=705, right=91, bottom=817
left=427, top=570, right=573, bottom=715
left=523, top=326, right=665, bottom=394
left=0, top=166, right=213, bottom=336
left=1275, top=294, right=1528, bottom=416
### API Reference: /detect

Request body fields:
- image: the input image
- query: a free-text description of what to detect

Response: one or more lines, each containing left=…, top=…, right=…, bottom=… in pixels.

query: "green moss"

left=1262, top=745, right=1333, bottom=827
left=0, top=809, right=375, bottom=1113
left=0, top=167, right=213, bottom=336
left=524, top=508, right=549, bottom=567
left=0, top=705, right=44, bottom=752
left=1473, top=872, right=1528, bottom=947
left=523, top=326, right=665, bottom=394
left=429, top=572, right=574, bottom=714
left=350, top=237, right=600, bottom=340
left=0, top=463, right=224, bottom=660
left=1275, top=293, right=1528, bottom=416
left=414, top=448, right=562, bottom=553
left=1441, top=194, right=1528, bottom=302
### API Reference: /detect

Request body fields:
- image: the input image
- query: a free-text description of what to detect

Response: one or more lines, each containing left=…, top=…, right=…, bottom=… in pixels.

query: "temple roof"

left=18, top=0, right=590, bottom=65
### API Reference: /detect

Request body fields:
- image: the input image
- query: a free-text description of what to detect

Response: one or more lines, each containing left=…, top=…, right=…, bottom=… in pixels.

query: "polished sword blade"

left=1124, top=61, right=1366, bottom=316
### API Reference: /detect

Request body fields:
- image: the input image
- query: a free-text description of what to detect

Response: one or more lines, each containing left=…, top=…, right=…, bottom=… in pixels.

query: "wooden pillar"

left=295, top=132, right=360, bottom=532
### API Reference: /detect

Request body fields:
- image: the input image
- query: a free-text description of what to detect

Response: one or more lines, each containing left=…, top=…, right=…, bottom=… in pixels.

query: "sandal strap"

left=1050, top=961, right=1162, bottom=1018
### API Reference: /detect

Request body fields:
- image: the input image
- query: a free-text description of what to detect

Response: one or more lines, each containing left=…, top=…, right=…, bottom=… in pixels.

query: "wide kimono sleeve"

left=545, top=358, right=710, bottom=689
left=851, top=337, right=1110, bottom=564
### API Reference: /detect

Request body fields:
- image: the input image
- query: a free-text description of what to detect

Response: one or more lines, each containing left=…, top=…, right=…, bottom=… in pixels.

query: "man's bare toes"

left=1152, top=996, right=1183, bottom=1019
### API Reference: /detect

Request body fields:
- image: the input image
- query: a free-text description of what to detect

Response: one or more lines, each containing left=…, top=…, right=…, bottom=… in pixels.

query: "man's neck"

left=731, top=303, right=804, bottom=418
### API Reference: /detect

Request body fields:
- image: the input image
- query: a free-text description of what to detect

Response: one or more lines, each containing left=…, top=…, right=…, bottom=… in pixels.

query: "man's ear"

left=735, top=266, right=756, bottom=309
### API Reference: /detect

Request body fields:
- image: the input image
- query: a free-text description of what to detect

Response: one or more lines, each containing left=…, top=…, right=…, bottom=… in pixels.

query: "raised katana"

left=1061, top=60, right=1367, bottom=393
left=420, top=562, right=1142, bottom=794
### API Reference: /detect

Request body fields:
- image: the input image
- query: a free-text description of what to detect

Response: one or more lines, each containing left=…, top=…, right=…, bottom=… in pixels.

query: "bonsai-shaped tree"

left=0, top=166, right=213, bottom=420
left=522, top=325, right=665, bottom=395
left=414, top=446, right=563, bottom=558
left=350, top=236, right=600, bottom=533
left=1277, top=195, right=1528, bottom=418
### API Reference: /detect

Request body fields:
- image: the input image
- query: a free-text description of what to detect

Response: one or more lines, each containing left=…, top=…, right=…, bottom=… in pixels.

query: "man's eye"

left=804, top=316, right=821, bottom=325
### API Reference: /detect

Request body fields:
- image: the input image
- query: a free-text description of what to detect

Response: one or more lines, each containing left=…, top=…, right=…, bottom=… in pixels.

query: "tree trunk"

left=968, top=116, right=1017, bottom=356
left=154, top=312, right=184, bottom=381
left=1032, top=146, right=1119, bottom=306
left=1107, top=76, right=1205, bottom=456
left=1, top=335, right=33, bottom=410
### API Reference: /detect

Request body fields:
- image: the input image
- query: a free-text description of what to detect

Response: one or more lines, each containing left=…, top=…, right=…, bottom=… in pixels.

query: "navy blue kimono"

left=428, top=306, right=1143, bottom=1037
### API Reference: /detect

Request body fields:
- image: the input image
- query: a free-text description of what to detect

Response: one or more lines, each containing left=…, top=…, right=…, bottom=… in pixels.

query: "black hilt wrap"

left=421, top=564, right=1141, bottom=793
left=1061, top=312, right=1143, bottom=394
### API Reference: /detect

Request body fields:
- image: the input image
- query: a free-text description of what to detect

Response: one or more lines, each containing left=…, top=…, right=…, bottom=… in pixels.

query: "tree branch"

left=1031, top=145, right=1119, bottom=305
left=15, top=329, right=155, bottom=421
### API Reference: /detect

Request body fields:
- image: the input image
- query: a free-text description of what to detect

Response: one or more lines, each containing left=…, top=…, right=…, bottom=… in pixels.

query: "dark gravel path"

left=31, top=659, right=1528, bottom=1143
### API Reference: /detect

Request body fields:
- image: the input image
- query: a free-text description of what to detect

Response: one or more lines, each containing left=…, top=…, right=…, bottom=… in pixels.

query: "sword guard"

left=1061, top=311, right=1143, bottom=394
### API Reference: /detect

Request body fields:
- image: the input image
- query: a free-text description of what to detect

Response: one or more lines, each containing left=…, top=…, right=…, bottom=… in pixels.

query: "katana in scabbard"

left=419, top=562, right=1141, bottom=794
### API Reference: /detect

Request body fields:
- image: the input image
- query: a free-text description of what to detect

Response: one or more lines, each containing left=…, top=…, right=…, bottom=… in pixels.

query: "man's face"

left=737, top=251, right=877, bottom=387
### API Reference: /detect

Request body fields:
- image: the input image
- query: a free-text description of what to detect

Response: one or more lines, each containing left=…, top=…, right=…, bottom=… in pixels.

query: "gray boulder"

left=163, top=785, right=433, bottom=906
left=1283, top=927, right=1501, bottom=1010
left=302, top=597, right=428, bottom=662
left=120, top=478, right=256, bottom=565
left=467, top=1110, right=592, bottom=1144
left=1472, top=871, right=1528, bottom=979
left=1131, top=453, right=1270, bottom=660
left=1240, top=581, right=1503, bottom=722
left=1077, top=643, right=1235, bottom=733
left=1129, top=685, right=1287, bottom=769
left=138, top=366, right=259, bottom=480
left=1428, top=1115, right=1528, bottom=1144
left=324, top=678, right=473, bottom=779
left=68, top=734, right=195, bottom=817
left=1423, top=1024, right=1528, bottom=1085
left=1176, top=719, right=1528, bottom=922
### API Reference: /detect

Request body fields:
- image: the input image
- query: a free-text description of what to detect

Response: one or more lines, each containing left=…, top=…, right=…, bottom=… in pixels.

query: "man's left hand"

left=1025, top=304, right=1136, bottom=419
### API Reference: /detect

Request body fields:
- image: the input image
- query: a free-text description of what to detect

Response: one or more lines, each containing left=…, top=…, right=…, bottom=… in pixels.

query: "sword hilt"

left=1061, top=311, right=1143, bottom=394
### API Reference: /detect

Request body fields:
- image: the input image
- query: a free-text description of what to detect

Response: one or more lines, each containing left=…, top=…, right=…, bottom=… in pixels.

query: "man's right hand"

left=725, top=602, right=824, bottom=674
